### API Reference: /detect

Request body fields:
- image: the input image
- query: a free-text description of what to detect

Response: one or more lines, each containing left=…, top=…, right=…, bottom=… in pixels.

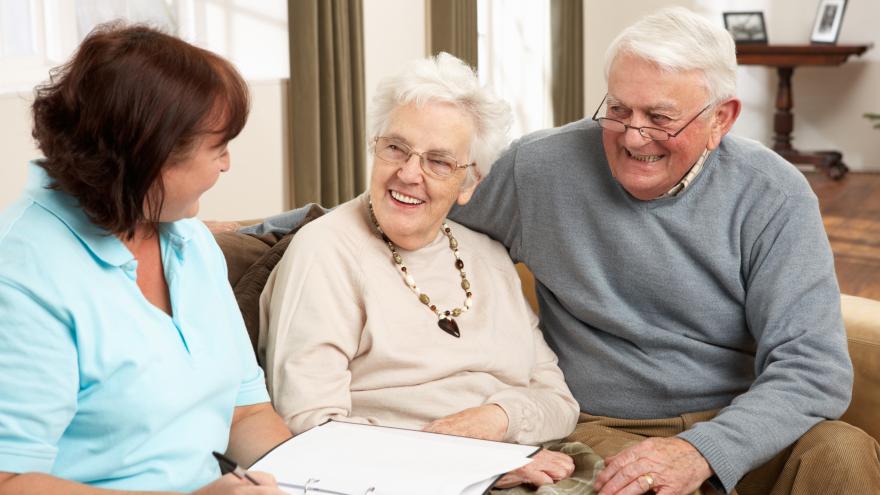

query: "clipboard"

left=250, top=420, right=540, bottom=495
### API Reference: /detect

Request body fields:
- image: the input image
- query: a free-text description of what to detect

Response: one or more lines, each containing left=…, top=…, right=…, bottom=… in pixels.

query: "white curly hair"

left=367, top=52, right=512, bottom=181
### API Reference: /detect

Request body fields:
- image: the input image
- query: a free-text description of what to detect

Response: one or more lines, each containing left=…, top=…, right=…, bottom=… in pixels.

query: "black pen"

left=212, top=451, right=261, bottom=485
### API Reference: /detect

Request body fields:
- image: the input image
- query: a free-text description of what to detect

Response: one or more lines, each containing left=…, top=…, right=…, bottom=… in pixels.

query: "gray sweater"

left=449, top=121, right=853, bottom=492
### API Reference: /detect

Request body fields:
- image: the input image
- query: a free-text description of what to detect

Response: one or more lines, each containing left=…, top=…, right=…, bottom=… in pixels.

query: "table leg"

left=773, top=67, right=794, bottom=152
left=771, top=66, right=848, bottom=179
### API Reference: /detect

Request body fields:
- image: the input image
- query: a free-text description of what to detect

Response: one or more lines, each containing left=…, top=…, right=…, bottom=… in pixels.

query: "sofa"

left=213, top=221, right=880, bottom=444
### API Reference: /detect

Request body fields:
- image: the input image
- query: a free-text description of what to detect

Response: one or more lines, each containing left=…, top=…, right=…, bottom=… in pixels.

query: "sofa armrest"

left=840, top=294, right=880, bottom=442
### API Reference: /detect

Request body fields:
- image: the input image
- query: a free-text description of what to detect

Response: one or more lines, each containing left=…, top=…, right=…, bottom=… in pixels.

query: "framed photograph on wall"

left=811, top=0, right=847, bottom=44
left=722, top=12, right=768, bottom=44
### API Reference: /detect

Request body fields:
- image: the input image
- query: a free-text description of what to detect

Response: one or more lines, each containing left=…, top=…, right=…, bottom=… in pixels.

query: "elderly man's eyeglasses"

left=591, top=94, right=711, bottom=141
left=373, top=137, right=474, bottom=179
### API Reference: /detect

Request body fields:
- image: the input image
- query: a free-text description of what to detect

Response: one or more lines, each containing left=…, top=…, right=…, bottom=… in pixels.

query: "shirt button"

left=122, top=261, right=138, bottom=279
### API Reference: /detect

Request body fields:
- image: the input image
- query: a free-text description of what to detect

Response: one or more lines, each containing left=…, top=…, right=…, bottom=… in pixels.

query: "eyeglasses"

left=373, top=137, right=474, bottom=179
left=591, top=94, right=711, bottom=141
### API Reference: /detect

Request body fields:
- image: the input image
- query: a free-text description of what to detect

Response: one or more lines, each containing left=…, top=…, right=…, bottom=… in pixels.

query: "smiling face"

left=602, top=53, right=723, bottom=200
left=369, top=101, right=477, bottom=250
left=154, top=132, right=231, bottom=221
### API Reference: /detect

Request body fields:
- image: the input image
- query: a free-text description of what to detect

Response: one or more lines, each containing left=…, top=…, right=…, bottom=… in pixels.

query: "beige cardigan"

left=258, top=194, right=579, bottom=445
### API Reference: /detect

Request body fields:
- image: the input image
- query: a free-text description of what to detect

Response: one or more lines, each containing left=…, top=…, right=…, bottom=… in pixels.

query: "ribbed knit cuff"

left=487, top=388, right=537, bottom=443
left=677, top=429, right=739, bottom=494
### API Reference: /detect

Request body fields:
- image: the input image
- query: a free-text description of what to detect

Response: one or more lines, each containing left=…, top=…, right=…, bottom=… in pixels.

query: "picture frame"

left=810, top=0, right=847, bottom=44
left=722, top=12, right=768, bottom=45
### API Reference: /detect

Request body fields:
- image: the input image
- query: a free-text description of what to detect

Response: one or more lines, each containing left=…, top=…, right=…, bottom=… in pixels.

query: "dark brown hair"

left=31, top=22, right=249, bottom=237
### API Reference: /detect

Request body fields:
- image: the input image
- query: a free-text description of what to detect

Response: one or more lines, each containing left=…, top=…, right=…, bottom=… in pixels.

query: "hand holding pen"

left=188, top=452, right=285, bottom=495
left=210, top=451, right=358, bottom=495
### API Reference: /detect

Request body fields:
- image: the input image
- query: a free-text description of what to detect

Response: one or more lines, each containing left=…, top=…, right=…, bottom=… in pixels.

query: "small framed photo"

left=722, top=12, right=768, bottom=44
left=810, top=0, right=847, bottom=44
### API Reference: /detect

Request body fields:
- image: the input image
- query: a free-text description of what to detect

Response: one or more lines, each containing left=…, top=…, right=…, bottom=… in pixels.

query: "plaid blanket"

left=490, top=442, right=604, bottom=495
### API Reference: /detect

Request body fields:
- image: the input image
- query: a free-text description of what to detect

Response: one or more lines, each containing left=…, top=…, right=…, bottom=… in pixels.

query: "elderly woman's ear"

left=457, top=167, right=483, bottom=205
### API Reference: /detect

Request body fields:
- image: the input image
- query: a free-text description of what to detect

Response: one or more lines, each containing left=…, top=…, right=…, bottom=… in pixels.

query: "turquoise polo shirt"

left=0, top=163, right=270, bottom=491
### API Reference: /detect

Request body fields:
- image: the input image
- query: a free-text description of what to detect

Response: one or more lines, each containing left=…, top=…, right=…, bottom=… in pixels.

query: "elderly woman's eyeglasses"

left=591, top=94, right=711, bottom=141
left=373, top=137, right=474, bottom=179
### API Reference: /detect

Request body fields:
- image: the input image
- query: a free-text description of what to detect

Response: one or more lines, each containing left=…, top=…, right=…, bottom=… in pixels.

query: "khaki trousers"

left=566, top=410, right=880, bottom=494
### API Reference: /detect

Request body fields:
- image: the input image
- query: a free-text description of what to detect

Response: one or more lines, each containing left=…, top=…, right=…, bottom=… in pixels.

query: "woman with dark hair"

left=0, top=24, right=290, bottom=494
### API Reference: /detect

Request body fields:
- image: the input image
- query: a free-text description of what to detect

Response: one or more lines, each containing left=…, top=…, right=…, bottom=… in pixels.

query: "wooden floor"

left=806, top=172, right=880, bottom=300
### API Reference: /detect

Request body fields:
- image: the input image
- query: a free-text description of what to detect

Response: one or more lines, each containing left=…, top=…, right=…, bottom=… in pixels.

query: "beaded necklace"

left=368, top=199, right=472, bottom=338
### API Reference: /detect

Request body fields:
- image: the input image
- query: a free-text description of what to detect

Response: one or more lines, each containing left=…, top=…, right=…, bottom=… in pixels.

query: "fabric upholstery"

left=214, top=231, right=274, bottom=287
left=214, top=205, right=326, bottom=350
left=840, top=294, right=880, bottom=442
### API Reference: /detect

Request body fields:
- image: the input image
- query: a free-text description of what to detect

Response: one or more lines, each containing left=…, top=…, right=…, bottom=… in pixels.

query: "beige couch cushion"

left=840, top=294, right=880, bottom=442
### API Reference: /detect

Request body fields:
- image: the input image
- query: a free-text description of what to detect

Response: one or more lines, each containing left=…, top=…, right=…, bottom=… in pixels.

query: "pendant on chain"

left=437, top=317, right=460, bottom=338
left=368, top=198, right=472, bottom=338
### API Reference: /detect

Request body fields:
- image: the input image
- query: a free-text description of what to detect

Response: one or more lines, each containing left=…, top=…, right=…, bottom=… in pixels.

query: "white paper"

left=251, top=420, right=537, bottom=495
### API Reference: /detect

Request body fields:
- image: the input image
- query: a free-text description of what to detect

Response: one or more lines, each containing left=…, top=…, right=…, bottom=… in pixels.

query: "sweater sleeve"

left=260, top=227, right=373, bottom=435
left=678, top=192, right=852, bottom=493
left=487, top=284, right=580, bottom=445
left=449, top=142, right=525, bottom=262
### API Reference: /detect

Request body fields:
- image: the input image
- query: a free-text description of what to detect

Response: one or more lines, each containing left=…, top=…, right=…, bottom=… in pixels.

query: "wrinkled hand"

left=494, top=449, right=575, bottom=488
left=192, top=472, right=286, bottom=495
left=595, top=437, right=712, bottom=495
left=422, top=404, right=509, bottom=441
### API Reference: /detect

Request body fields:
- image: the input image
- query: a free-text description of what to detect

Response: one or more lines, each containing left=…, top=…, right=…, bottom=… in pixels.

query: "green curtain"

left=428, top=0, right=478, bottom=68
left=288, top=0, right=366, bottom=208
left=551, top=0, right=584, bottom=126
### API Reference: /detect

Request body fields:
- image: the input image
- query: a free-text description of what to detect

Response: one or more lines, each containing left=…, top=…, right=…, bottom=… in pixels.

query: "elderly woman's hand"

left=422, top=404, right=509, bottom=441
left=493, top=449, right=575, bottom=488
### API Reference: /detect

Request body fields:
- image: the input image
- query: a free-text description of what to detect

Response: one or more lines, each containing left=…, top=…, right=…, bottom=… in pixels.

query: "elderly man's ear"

left=456, top=168, right=483, bottom=205
left=707, top=98, right=742, bottom=150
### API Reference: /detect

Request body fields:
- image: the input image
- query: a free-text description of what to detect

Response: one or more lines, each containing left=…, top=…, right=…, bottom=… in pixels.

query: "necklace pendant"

left=437, top=317, right=460, bottom=338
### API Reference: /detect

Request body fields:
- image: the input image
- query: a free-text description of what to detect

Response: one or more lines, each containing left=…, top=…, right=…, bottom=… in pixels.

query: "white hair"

left=604, top=7, right=738, bottom=104
left=367, top=52, right=512, bottom=180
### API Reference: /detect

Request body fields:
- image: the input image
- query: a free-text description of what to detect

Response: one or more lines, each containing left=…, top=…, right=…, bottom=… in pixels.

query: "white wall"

left=200, top=79, right=288, bottom=220
left=363, top=0, right=426, bottom=109
left=0, top=80, right=288, bottom=220
left=362, top=0, right=427, bottom=178
left=584, top=0, right=880, bottom=171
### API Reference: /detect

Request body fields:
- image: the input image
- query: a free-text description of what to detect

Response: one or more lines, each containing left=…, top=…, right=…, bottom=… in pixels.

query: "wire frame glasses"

left=373, top=137, right=474, bottom=179
left=591, top=94, right=711, bottom=141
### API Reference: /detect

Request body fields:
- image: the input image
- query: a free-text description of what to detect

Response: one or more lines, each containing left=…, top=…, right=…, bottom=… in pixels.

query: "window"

left=0, top=0, right=77, bottom=92
left=0, top=0, right=288, bottom=94
left=477, top=0, right=553, bottom=137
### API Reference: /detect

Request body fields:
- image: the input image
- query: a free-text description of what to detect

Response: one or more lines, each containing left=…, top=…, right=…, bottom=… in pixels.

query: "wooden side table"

left=736, top=44, right=871, bottom=179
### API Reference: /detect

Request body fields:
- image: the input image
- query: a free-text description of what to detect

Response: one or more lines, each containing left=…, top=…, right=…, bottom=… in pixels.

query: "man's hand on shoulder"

left=594, top=437, right=712, bottom=495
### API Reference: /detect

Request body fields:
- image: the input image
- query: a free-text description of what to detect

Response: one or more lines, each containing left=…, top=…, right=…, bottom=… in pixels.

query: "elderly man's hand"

left=594, top=437, right=712, bottom=495
left=493, top=449, right=575, bottom=488
left=422, top=404, right=509, bottom=441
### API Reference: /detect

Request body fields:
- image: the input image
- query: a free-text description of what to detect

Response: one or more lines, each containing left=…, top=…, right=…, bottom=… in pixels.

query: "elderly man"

left=449, top=7, right=880, bottom=495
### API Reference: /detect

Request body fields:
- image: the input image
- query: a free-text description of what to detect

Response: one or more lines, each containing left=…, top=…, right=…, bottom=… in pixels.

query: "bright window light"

left=0, top=0, right=288, bottom=94
left=477, top=0, right=553, bottom=138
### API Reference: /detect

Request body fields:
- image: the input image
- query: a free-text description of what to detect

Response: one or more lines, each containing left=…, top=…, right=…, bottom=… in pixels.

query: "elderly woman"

left=0, top=25, right=290, bottom=494
left=259, top=53, right=580, bottom=488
